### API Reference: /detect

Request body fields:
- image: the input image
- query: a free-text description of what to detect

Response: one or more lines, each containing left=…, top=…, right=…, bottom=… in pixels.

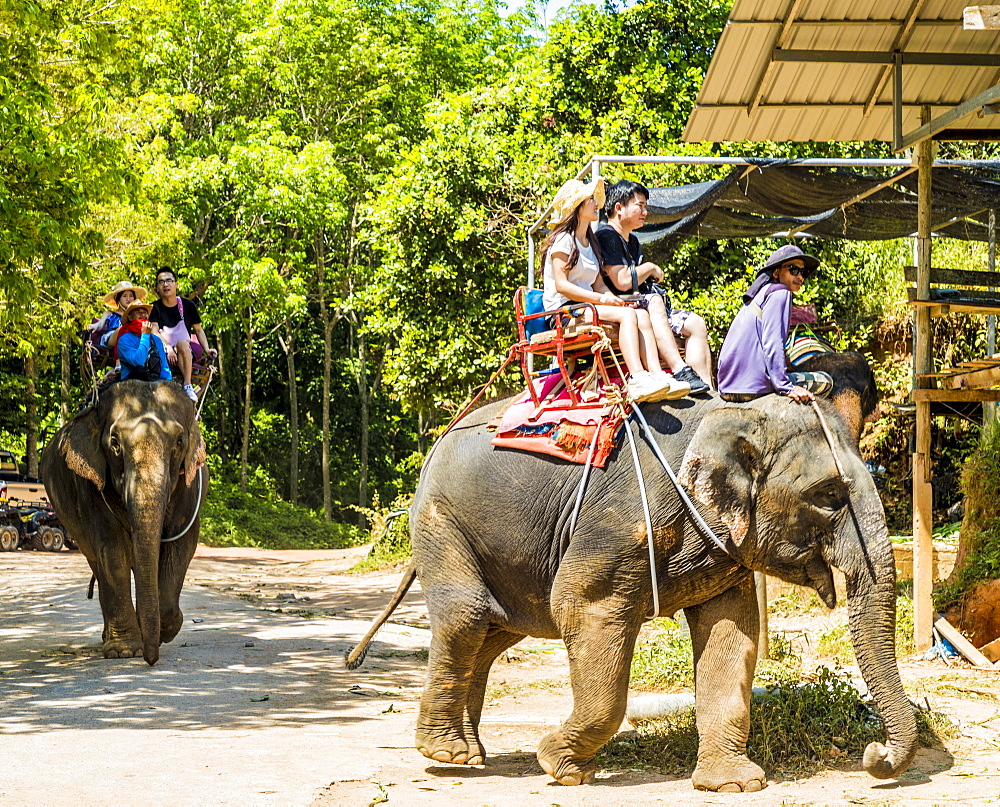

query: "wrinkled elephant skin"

left=397, top=388, right=916, bottom=791
left=41, top=381, right=207, bottom=666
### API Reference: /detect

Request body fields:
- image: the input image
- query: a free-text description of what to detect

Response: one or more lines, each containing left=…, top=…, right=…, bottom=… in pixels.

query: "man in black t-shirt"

left=595, top=180, right=712, bottom=392
left=149, top=267, right=217, bottom=401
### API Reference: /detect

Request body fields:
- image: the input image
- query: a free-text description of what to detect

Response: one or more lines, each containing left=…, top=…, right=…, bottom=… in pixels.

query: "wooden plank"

left=965, top=6, right=1000, bottom=29
left=934, top=614, right=996, bottom=667
left=912, top=388, right=1000, bottom=402
left=913, top=453, right=934, bottom=652
left=941, top=364, right=1000, bottom=389
left=980, top=635, right=1000, bottom=664
left=910, top=299, right=1000, bottom=317
left=904, top=265, right=1000, bottom=287
left=908, top=288, right=1000, bottom=304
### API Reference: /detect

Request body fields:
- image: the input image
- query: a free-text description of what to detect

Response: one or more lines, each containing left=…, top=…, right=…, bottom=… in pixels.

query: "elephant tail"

left=344, top=562, right=417, bottom=670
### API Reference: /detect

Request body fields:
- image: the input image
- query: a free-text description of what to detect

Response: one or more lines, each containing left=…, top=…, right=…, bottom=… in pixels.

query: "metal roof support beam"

left=894, top=53, right=904, bottom=150
left=896, top=82, right=1000, bottom=151
left=746, top=0, right=802, bottom=117
left=774, top=50, right=1000, bottom=67
left=875, top=0, right=927, bottom=118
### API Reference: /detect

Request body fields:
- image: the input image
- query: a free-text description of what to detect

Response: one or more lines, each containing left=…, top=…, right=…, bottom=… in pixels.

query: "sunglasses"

left=783, top=264, right=812, bottom=278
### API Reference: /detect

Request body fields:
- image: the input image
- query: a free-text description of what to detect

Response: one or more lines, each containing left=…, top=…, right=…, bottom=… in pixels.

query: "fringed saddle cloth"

left=489, top=372, right=626, bottom=466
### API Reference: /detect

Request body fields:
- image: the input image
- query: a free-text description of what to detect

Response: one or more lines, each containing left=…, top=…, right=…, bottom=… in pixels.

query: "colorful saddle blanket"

left=490, top=372, right=625, bottom=466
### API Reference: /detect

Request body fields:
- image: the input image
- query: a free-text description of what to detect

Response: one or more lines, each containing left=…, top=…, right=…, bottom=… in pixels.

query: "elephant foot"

left=161, top=607, right=183, bottom=643
left=536, top=731, right=596, bottom=786
left=103, top=636, right=144, bottom=659
left=415, top=730, right=485, bottom=766
left=692, top=755, right=766, bottom=792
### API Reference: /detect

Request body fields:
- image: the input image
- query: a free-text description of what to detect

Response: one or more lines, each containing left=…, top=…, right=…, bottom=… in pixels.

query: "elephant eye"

left=811, top=482, right=847, bottom=512
left=109, top=435, right=121, bottom=455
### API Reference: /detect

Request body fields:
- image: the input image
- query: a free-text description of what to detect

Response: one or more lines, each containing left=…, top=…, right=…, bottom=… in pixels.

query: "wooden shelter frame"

left=527, top=152, right=1000, bottom=654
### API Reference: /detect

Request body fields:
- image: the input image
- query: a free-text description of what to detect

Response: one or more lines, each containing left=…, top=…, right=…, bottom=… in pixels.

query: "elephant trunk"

left=832, top=495, right=918, bottom=780
left=126, top=460, right=170, bottom=666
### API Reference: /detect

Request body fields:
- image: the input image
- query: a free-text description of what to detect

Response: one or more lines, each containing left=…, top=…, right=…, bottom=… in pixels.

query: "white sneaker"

left=627, top=371, right=670, bottom=403
left=183, top=384, right=198, bottom=402
left=651, top=371, right=691, bottom=400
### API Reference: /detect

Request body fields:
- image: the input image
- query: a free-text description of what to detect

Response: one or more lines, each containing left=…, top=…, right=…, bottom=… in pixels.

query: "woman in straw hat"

left=114, top=299, right=172, bottom=382
left=540, top=177, right=689, bottom=402
left=86, top=280, right=149, bottom=348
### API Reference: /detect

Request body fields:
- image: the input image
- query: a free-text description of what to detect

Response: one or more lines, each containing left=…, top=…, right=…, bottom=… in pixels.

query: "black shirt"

left=150, top=297, right=202, bottom=331
left=595, top=224, right=642, bottom=295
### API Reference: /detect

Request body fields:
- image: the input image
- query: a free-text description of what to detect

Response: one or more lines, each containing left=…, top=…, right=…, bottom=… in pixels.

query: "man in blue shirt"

left=114, top=300, right=172, bottom=383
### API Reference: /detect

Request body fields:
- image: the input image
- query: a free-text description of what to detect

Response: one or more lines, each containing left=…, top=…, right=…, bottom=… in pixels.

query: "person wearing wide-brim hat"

left=102, top=280, right=148, bottom=309
left=87, top=280, right=150, bottom=349
left=540, top=177, right=688, bottom=402
left=717, top=244, right=832, bottom=403
left=112, top=299, right=171, bottom=382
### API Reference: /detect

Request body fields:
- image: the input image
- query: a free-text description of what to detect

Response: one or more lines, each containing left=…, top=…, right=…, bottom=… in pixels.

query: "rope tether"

left=809, top=400, right=851, bottom=483
left=162, top=465, right=205, bottom=543
left=630, top=404, right=733, bottom=557
left=622, top=414, right=660, bottom=619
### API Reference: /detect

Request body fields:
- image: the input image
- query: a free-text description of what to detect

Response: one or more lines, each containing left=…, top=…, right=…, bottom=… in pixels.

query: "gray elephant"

left=41, top=380, right=207, bottom=666
left=347, top=372, right=916, bottom=791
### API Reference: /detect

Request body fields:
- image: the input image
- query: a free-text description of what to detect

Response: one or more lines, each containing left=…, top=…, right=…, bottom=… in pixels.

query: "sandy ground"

left=1, top=545, right=999, bottom=806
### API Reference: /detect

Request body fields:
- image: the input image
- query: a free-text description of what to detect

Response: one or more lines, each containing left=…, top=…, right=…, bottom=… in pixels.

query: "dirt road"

left=2, top=547, right=999, bottom=806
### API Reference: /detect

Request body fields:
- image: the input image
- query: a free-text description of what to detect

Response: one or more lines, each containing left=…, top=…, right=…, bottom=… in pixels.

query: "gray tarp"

left=635, top=159, right=1000, bottom=244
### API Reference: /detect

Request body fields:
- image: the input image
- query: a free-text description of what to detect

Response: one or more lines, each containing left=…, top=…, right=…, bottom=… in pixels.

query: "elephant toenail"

left=718, top=783, right=742, bottom=792
left=745, top=780, right=764, bottom=792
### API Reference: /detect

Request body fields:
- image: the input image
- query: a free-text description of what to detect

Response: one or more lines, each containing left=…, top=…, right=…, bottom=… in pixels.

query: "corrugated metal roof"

left=683, top=0, right=1000, bottom=142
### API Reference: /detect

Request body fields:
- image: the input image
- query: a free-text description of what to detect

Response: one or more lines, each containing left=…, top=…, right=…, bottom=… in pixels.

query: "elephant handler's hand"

left=785, top=384, right=815, bottom=403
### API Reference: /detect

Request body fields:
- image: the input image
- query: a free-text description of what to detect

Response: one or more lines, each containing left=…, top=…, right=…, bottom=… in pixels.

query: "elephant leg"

left=415, top=582, right=492, bottom=765
left=685, top=576, right=766, bottom=793
left=158, top=532, right=198, bottom=643
left=94, top=547, right=144, bottom=659
left=537, top=593, right=642, bottom=786
left=463, top=628, right=524, bottom=760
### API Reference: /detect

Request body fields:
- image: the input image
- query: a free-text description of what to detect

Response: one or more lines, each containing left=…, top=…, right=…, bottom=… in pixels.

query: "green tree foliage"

left=0, top=0, right=133, bottom=315
left=2, top=0, right=989, bottom=547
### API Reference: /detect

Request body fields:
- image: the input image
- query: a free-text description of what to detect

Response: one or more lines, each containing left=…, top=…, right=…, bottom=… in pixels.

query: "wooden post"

left=912, top=107, right=935, bottom=652
left=755, top=572, right=769, bottom=660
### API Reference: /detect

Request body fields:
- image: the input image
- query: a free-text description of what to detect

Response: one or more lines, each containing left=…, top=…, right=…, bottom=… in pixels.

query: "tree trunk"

left=240, top=323, right=256, bottom=495
left=282, top=323, right=300, bottom=504
left=355, top=318, right=370, bottom=528
left=60, top=342, right=71, bottom=425
left=25, top=355, right=37, bottom=477
left=216, top=333, right=230, bottom=463
left=316, top=232, right=335, bottom=522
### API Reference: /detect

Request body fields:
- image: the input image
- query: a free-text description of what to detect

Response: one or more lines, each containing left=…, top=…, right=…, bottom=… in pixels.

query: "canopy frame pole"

left=913, top=106, right=935, bottom=653
left=988, top=209, right=998, bottom=426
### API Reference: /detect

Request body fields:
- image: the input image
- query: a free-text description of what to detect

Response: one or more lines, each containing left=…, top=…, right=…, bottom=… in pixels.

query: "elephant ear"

left=678, top=406, right=771, bottom=547
left=183, top=426, right=206, bottom=487
left=59, top=409, right=106, bottom=491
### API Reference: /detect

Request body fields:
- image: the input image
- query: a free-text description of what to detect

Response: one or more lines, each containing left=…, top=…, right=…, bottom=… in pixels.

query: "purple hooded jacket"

left=717, top=282, right=794, bottom=395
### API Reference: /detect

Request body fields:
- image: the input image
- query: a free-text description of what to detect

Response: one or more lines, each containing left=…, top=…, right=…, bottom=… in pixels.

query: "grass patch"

left=600, top=666, right=953, bottom=777
left=767, top=588, right=825, bottom=616
left=348, top=494, right=412, bottom=573
left=630, top=618, right=694, bottom=690
left=818, top=591, right=915, bottom=663
left=201, top=480, right=366, bottom=550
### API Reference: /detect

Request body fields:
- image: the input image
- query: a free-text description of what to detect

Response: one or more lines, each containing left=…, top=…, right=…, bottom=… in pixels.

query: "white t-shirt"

left=542, top=231, right=600, bottom=311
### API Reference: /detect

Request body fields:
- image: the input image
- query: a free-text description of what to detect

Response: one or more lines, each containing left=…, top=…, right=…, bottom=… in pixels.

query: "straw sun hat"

left=549, top=177, right=606, bottom=226
left=122, top=299, right=154, bottom=320
left=103, top=280, right=148, bottom=309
